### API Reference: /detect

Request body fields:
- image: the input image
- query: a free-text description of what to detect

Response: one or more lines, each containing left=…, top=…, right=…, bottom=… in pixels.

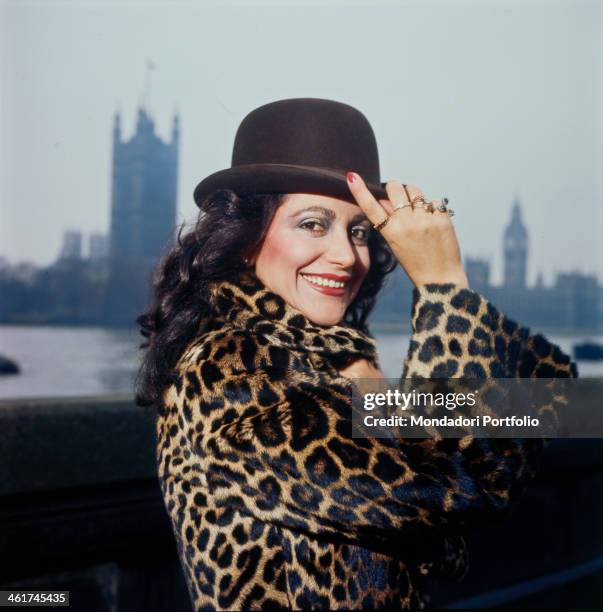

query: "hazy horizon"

left=1, top=0, right=601, bottom=286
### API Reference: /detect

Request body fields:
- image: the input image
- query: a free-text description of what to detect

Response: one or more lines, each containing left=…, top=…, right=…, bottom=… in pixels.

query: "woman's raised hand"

left=346, top=173, right=469, bottom=288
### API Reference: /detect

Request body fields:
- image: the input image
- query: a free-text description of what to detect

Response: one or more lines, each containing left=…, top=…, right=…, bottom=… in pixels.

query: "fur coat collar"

left=204, top=270, right=381, bottom=370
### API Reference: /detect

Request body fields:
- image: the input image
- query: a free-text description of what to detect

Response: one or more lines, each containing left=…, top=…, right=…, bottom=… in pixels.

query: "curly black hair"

left=135, top=189, right=396, bottom=407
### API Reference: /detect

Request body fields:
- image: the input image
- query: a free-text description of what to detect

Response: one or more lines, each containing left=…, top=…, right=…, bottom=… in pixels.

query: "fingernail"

left=346, top=172, right=357, bottom=183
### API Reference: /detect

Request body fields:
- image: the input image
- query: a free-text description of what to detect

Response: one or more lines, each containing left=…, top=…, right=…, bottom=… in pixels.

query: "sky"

left=1, top=0, right=601, bottom=286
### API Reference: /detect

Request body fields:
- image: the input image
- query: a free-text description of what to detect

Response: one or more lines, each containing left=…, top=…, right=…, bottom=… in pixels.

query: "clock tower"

left=503, top=200, right=528, bottom=289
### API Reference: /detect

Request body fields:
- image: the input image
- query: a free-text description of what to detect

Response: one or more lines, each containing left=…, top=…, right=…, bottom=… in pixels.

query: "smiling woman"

left=252, top=195, right=373, bottom=326
left=136, top=98, right=577, bottom=611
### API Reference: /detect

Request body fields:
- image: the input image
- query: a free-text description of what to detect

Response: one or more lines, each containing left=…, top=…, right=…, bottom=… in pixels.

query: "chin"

left=303, top=307, right=346, bottom=327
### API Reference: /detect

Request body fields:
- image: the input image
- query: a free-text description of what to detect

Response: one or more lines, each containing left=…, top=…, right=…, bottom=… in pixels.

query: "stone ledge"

left=0, top=395, right=156, bottom=495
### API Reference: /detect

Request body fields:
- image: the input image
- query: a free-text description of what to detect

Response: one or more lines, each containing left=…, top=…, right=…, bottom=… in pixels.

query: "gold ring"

left=410, top=195, right=427, bottom=206
left=410, top=195, right=428, bottom=210
left=392, top=203, right=412, bottom=211
left=373, top=215, right=390, bottom=231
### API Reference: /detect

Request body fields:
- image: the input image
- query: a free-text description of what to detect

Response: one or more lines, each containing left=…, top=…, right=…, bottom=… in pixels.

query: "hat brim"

left=193, top=164, right=388, bottom=207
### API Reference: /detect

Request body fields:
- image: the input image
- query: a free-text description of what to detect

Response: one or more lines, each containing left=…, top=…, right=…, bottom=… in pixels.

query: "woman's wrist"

left=443, top=272, right=469, bottom=289
left=412, top=271, right=469, bottom=289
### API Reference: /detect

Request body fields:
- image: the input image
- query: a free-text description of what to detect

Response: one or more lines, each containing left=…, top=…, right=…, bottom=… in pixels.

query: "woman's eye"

left=300, top=219, right=326, bottom=233
left=352, top=226, right=370, bottom=243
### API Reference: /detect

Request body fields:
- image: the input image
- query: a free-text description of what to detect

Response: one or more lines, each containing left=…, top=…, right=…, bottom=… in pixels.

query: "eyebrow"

left=290, top=206, right=369, bottom=224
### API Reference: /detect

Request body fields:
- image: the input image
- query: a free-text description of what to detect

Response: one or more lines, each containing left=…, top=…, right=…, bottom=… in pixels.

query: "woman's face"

left=252, top=193, right=372, bottom=326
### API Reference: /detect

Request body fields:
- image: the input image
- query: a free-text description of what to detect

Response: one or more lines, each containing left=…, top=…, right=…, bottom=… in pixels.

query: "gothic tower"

left=503, top=199, right=528, bottom=289
left=106, top=106, right=179, bottom=322
left=109, top=107, right=178, bottom=264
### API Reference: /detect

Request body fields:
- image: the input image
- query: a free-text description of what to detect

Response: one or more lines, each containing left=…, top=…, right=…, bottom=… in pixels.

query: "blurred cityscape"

left=1, top=105, right=179, bottom=326
left=373, top=200, right=601, bottom=333
left=0, top=104, right=600, bottom=332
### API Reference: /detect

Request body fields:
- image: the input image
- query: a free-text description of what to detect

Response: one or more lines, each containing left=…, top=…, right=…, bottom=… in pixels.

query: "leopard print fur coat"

left=156, top=271, right=577, bottom=610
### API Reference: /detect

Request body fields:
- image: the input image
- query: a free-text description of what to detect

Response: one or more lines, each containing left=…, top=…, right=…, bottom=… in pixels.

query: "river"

left=1, top=325, right=601, bottom=399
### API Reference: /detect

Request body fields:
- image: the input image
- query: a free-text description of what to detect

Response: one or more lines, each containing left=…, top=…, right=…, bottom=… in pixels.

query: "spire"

left=171, top=111, right=180, bottom=144
left=506, top=197, right=527, bottom=239
left=113, top=110, right=121, bottom=143
left=142, top=59, right=155, bottom=112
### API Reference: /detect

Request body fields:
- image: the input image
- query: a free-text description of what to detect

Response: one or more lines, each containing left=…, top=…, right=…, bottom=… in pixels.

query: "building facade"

left=59, top=231, right=83, bottom=261
left=106, top=107, right=179, bottom=323
left=109, top=107, right=179, bottom=265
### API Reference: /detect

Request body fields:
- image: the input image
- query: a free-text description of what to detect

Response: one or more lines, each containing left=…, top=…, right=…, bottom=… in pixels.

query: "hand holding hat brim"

left=346, top=172, right=468, bottom=288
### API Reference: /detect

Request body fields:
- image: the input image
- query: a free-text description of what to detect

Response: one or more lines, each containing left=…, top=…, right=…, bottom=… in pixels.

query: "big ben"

left=503, top=200, right=528, bottom=289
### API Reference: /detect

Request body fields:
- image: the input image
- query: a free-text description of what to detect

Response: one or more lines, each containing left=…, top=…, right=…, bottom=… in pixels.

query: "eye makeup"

left=291, top=206, right=369, bottom=225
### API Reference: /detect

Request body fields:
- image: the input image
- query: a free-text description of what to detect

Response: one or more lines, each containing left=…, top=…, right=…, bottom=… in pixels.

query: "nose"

left=324, top=227, right=357, bottom=270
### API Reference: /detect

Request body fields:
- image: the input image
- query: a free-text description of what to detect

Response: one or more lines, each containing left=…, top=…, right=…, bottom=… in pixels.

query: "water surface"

left=1, top=325, right=600, bottom=400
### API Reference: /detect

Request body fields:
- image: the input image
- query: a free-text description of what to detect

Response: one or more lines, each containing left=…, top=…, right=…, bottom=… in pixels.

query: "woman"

left=137, top=98, right=576, bottom=610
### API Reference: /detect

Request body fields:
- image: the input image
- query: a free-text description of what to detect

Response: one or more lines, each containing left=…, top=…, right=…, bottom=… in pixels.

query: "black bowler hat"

left=193, top=98, right=388, bottom=206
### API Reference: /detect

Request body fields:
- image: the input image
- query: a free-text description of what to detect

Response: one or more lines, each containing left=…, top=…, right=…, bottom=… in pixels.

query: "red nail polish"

left=347, top=172, right=356, bottom=183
